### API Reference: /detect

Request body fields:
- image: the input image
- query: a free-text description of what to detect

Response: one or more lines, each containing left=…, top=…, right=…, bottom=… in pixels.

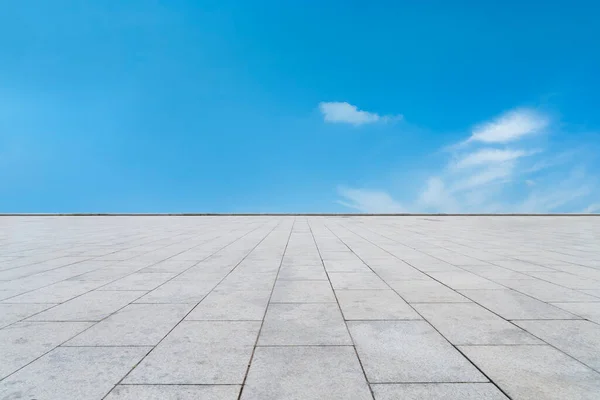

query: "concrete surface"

left=0, top=215, right=599, bottom=399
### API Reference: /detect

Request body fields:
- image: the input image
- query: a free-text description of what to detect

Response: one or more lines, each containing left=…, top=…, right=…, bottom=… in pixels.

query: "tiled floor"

left=1, top=216, right=599, bottom=399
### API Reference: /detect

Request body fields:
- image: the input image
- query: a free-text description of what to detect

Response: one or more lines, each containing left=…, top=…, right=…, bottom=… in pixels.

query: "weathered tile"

left=460, top=289, right=580, bottom=320
left=491, top=259, right=555, bottom=272
left=337, top=290, right=421, bottom=320
left=0, top=321, right=92, bottom=379
left=216, top=273, right=276, bottom=291
left=415, top=303, right=541, bottom=345
left=515, top=320, right=600, bottom=370
left=0, top=346, right=150, bottom=400
left=324, top=259, right=371, bottom=272
left=405, top=259, right=464, bottom=272
left=526, top=271, right=600, bottom=289
left=372, top=383, right=509, bottom=399
left=259, top=303, right=351, bottom=345
left=389, top=280, right=469, bottom=303
left=428, top=271, right=504, bottom=290
left=65, top=303, right=193, bottom=346
left=277, top=266, right=328, bottom=280
left=270, top=280, right=335, bottom=303
left=551, top=301, right=600, bottom=323
left=135, top=280, right=215, bottom=303
left=495, top=279, right=599, bottom=302
left=348, top=320, right=486, bottom=383
left=140, top=260, right=198, bottom=273
left=28, top=290, right=144, bottom=321
left=329, top=272, right=388, bottom=290
left=2, top=281, right=102, bottom=303
left=105, top=384, right=241, bottom=399
left=460, top=345, right=600, bottom=400
left=124, top=321, right=260, bottom=384
left=186, top=290, right=271, bottom=320
left=459, top=265, right=535, bottom=280
left=0, top=303, right=54, bottom=328
left=241, top=346, right=372, bottom=400
left=99, top=272, right=175, bottom=290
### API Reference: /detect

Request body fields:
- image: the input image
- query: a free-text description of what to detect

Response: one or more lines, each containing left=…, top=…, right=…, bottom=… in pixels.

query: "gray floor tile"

left=1, top=281, right=103, bottom=303
left=348, top=320, right=486, bottom=383
left=0, top=321, right=92, bottom=379
left=405, top=259, right=465, bottom=272
left=240, top=346, right=372, bottom=400
left=324, top=259, right=371, bottom=272
left=186, top=290, right=271, bottom=320
left=329, top=272, right=388, bottom=290
left=216, top=273, right=276, bottom=291
left=414, top=303, right=541, bottom=345
left=582, top=289, right=600, bottom=299
left=459, top=265, right=535, bottom=281
left=372, top=383, right=509, bottom=399
left=140, top=260, right=198, bottom=273
left=460, top=345, right=600, bottom=400
left=496, top=278, right=600, bottom=302
left=3, top=216, right=600, bottom=397
left=258, top=303, right=351, bottom=345
left=389, top=280, right=470, bottom=303
left=337, top=290, right=421, bottom=320
left=277, top=266, right=328, bottom=280
left=0, top=303, right=54, bottom=328
left=460, top=289, right=581, bottom=320
left=105, top=384, right=241, bottom=399
left=134, top=280, right=215, bottom=303
left=270, top=280, right=336, bottom=303
left=527, top=271, right=600, bottom=289
left=65, top=303, right=193, bottom=346
left=428, top=271, right=504, bottom=290
left=515, top=320, right=600, bottom=371
left=0, top=346, right=150, bottom=400
left=27, top=290, right=144, bottom=321
left=99, top=272, right=176, bottom=290
left=551, top=302, right=600, bottom=323
left=491, top=259, right=556, bottom=272
left=370, top=265, right=431, bottom=280
left=124, top=321, right=260, bottom=384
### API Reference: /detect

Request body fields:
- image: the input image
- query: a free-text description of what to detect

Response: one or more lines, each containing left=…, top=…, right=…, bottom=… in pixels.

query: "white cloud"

left=519, top=186, right=591, bottom=213
left=418, top=177, right=458, bottom=213
left=583, top=203, right=600, bottom=213
left=468, top=108, right=549, bottom=143
left=454, top=163, right=515, bottom=191
left=319, top=102, right=400, bottom=126
left=453, top=148, right=531, bottom=169
left=336, top=106, right=598, bottom=214
left=337, top=187, right=404, bottom=213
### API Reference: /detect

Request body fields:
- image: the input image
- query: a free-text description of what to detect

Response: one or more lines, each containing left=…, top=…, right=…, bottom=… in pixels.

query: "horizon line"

left=0, top=213, right=598, bottom=217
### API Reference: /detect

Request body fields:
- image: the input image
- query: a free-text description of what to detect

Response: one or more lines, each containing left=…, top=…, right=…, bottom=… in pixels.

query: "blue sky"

left=1, top=0, right=599, bottom=213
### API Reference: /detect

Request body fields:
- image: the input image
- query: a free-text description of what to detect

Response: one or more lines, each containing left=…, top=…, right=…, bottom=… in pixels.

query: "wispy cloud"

left=452, top=148, right=533, bottom=169
left=319, top=102, right=401, bottom=126
left=583, top=203, right=600, bottom=214
left=467, top=108, right=549, bottom=144
left=336, top=107, right=597, bottom=213
left=337, top=187, right=404, bottom=213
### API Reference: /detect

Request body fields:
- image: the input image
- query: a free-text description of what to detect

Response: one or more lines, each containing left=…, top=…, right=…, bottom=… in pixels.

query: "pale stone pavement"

left=1, top=216, right=600, bottom=399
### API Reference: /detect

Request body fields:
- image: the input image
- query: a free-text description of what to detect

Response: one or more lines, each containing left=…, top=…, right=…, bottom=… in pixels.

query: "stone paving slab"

left=371, top=383, right=510, bottom=399
left=240, top=346, right=372, bottom=399
left=1, top=215, right=600, bottom=399
left=105, top=385, right=241, bottom=400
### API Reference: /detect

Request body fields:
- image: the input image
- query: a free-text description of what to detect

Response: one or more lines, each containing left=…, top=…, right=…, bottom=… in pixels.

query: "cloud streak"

left=467, top=108, right=549, bottom=144
left=319, top=102, right=401, bottom=126
left=337, top=187, right=405, bottom=213
left=335, top=106, right=597, bottom=213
